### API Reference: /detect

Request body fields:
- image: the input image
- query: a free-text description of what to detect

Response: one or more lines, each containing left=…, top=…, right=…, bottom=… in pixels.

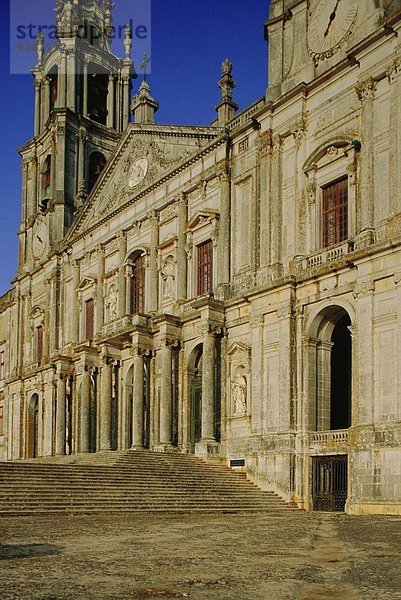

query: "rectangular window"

left=0, top=405, right=3, bottom=436
left=322, top=178, right=348, bottom=248
left=36, top=326, right=43, bottom=365
left=238, top=137, right=249, bottom=153
left=131, top=255, right=145, bottom=314
left=85, top=299, right=95, bottom=341
left=197, top=240, right=213, bottom=296
left=0, top=351, right=4, bottom=380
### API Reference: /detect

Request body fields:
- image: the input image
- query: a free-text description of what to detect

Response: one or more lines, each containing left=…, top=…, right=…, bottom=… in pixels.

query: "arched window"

left=42, top=156, right=51, bottom=193
left=130, top=254, right=146, bottom=314
left=48, top=66, right=58, bottom=112
left=88, top=66, right=109, bottom=125
left=88, top=152, right=107, bottom=192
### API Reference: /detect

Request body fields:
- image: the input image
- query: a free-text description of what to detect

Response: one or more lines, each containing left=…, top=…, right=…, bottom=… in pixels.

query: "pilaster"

left=355, top=78, right=377, bottom=247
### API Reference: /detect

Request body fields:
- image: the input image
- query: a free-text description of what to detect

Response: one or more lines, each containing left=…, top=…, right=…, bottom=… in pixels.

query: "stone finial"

left=54, top=0, right=64, bottom=16
left=219, top=58, right=236, bottom=100
left=37, top=31, right=45, bottom=66
left=132, top=79, right=159, bottom=124
left=215, top=58, right=238, bottom=126
left=124, top=24, right=132, bottom=60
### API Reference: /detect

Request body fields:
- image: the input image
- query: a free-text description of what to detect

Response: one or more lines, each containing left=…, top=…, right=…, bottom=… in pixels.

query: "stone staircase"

left=0, top=450, right=298, bottom=515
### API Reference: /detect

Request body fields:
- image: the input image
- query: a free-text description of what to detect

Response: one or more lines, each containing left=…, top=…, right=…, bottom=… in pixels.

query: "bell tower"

left=18, top=0, right=136, bottom=272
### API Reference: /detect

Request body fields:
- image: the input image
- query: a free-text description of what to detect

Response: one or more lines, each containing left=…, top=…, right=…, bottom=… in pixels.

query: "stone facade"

left=1, top=0, right=401, bottom=515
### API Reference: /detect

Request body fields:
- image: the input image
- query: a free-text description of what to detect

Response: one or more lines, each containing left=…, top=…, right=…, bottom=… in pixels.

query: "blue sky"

left=0, top=0, right=269, bottom=295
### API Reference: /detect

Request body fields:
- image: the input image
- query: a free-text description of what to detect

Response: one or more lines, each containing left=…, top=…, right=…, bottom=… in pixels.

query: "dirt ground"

left=1, top=511, right=401, bottom=600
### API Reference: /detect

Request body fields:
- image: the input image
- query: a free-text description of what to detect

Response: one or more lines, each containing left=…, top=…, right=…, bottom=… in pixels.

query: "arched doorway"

left=189, top=346, right=203, bottom=453
left=308, top=305, right=352, bottom=432
left=307, top=304, right=353, bottom=512
left=27, top=394, right=39, bottom=458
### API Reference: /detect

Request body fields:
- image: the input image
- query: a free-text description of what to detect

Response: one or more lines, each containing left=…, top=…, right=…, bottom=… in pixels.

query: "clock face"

left=128, top=158, right=148, bottom=188
left=308, top=0, right=358, bottom=58
left=32, top=221, right=49, bottom=259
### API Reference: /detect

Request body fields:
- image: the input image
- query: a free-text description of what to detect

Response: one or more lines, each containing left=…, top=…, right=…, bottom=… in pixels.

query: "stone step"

left=0, top=449, right=297, bottom=515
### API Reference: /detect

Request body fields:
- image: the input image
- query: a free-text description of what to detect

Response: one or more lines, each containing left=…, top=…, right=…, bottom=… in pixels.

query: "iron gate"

left=312, top=455, right=348, bottom=512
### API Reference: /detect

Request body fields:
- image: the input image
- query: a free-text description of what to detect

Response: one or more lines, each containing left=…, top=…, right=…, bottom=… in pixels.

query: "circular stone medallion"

left=128, top=158, right=148, bottom=188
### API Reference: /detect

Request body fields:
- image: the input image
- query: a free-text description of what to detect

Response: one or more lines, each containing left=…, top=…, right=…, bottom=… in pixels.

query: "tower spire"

left=215, top=59, right=238, bottom=126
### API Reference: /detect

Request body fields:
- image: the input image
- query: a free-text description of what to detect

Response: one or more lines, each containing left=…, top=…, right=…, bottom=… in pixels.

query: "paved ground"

left=0, top=511, right=401, bottom=600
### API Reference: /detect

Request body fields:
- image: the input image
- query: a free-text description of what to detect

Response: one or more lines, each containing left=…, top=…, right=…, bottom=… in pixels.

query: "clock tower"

left=265, top=0, right=388, bottom=101
left=18, top=0, right=136, bottom=273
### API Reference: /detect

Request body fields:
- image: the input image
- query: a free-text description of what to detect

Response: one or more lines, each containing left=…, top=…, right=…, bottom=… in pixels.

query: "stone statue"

left=233, top=374, right=247, bottom=415
left=107, top=284, right=118, bottom=320
left=161, top=257, right=175, bottom=300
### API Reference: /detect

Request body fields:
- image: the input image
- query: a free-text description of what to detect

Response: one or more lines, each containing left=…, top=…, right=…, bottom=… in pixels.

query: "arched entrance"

left=189, top=346, right=203, bottom=453
left=307, top=305, right=352, bottom=432
left=306, top=304, right=353, bottom=512
left=27, top=394, right=39, bottom=458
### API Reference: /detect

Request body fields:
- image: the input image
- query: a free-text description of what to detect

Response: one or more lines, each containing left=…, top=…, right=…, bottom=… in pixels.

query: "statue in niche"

left=107, top=284, right=118, bottom=320
left=161, top=256, right=175, bottom=300
left=232, top=374, right=247, bottom=415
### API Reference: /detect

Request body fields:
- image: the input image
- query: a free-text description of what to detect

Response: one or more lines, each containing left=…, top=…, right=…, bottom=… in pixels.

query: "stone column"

left=354, top=280, right=375, bottom=425
left=355, top=78, right=376, bottom=245
left=159, top=340, right=173, bottom=446
left=177, top=194, right=188, bottom=301
left=395, top=273, right=401, bottom=422
left=34, top=80, right=41, bottom=137
left=250, top=315, right=264, bottom=434
left=77, top=132, right=86, bottom=189
left=66, top=51, right=76, bottom=110
left=83, top=61, right=88, bottom=117
left=55, top=374, right=66, bottom=455
left=317, top=341, right=333, bottom=431
left=118, top=234, right=127, bottom=317
left=303, top=336, right=318, bottom=431
left=387, top=62, right=401, bottom=216
left=218, top=173, right=231, bottom=291
left=59, top=51, right=67, bottom=108
left=132, top=350, right=144, bottom=448
left=293, top=127, right=306, bottom=258
left=42, top=79, right=50, bottom=127
left=71, top=261, right=80, bottom=344
left=201, top=328, right=216, bottom=441
left=48, top=271, right=59, bottom=355
left=270, top=135, right=283, bottom=277
left=99, top=358, right=113, bottom=451
left=122, top=77, right=130, bottom=130
left=80, top=369, right=91, bottom=452
left=96, top=247, right=105, bottom=331
left=107, top=75, right=115, bottom=128
left=148, top=211, right=159, bottom=314
left=258, top=132, right=271, bottom=268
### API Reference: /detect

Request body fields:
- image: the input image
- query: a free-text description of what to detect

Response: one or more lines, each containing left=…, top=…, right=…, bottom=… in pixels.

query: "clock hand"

left=324, top=0, right=341, bottom=38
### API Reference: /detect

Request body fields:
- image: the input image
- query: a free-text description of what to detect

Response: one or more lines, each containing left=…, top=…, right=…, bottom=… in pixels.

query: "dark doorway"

left=190, top=349, right=203, bottom=453
left=312, top=455, right=348, bottom=511
left=27, top=395, right=39, bottom=458
left=330, top=315, right=352, bottom=430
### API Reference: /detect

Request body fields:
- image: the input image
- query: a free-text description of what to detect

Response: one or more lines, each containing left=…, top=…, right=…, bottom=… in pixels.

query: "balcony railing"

left=302, top=241, right=353, bottom=271
left=310, top=430, right=349, bottom=445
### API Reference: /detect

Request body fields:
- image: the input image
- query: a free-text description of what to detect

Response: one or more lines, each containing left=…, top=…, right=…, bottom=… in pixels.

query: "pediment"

left=67, top=126, right=219, bottom=241
left=227, top=342, right=251, bottom=357
left=187, top=210, right=220, bottom=231
left=77, top=276, right=96, bottom=291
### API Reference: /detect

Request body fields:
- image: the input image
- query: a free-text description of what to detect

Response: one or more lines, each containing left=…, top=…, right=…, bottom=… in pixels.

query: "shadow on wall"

left=0, top=544, right=62, bottom=560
